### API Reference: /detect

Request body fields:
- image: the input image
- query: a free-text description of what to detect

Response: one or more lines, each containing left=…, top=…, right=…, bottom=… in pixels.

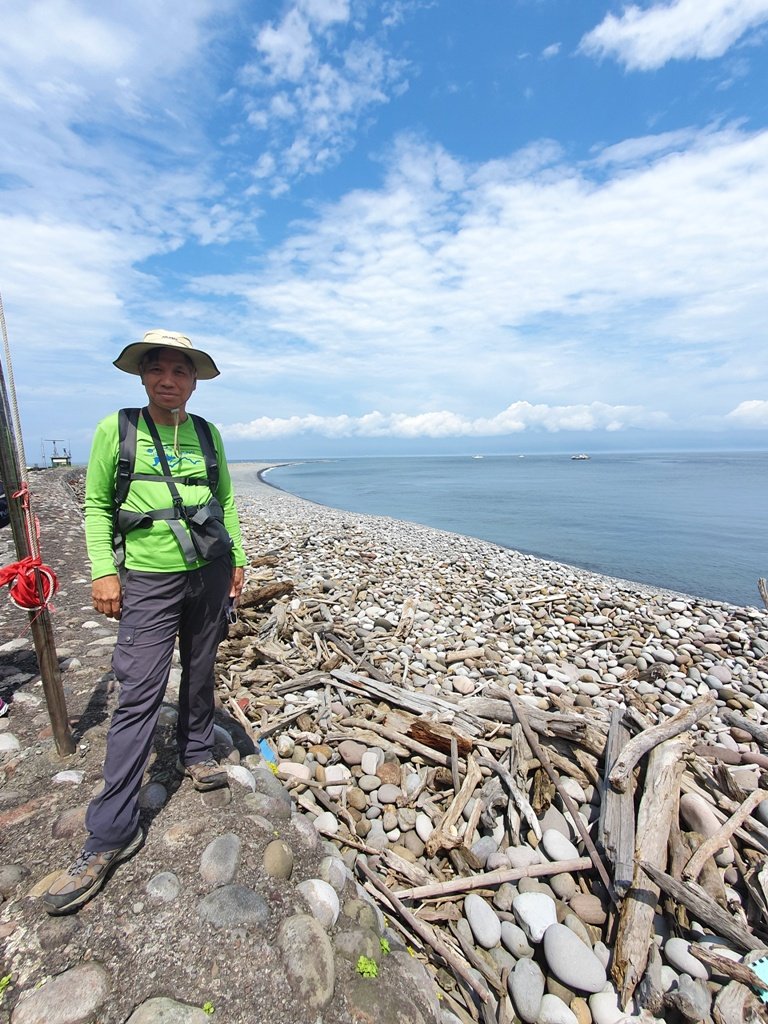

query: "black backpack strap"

left=112, top=407, right=221, bottom=567
left=116, top=408, right=140, bottom=509
left=190, top=413, right=219, bottom=494
left=141, top=409, right=199, bottom=564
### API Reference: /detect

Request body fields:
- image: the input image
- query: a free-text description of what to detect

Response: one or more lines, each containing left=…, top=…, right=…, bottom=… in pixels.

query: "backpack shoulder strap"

left=189, top=414, right=219, bottom=495
left=116, top=407, right=141, bottom=509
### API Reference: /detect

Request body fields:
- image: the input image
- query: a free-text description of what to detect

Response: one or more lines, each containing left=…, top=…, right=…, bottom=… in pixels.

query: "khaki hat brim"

left=113, top=340, right=220, bottom=380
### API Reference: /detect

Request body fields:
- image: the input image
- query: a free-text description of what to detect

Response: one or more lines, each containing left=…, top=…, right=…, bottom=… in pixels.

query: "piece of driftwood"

left=448, top=920, right=506, bottom=999
left=240, top=580, right=294, bottom=607
left=462, top=793, right=484, bottom=850
left=356, top=858, right=492, bottom=1006
left=639, top=861, right=768, bottom=952
left=225, top=696, right=257, bottom=742
left=759, top=577, right=768, bottom=611
left=721, top=708, right=768, bottom=750
left=608, top=693, right=715, bottom=793
left=471, top=690, right=609, bottom=756
left=682, top=773, right=768, bottom=854
left=599, top=707, right=636, bottom=896
left=684, top=790, right=768, bottom=881
left=339, top=717, right=450, bottom=767
left=426, top=753, right=483, bottom=858
left=410, top=718, right=474, bottom=758
left=612, top=735, right=688, bottom=1007
left=508, top=694, right=617, bottom=904
left=477, top=755, right=541, bottom=841
left=714, top=980, right=766, bottom=1024
left=395, top=856, right=593, bottom=901
left=690, top=945, right=768, bottom=991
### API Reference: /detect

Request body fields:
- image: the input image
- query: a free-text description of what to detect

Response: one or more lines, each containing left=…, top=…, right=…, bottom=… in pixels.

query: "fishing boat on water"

left=571, top=453, right=590, bottom=461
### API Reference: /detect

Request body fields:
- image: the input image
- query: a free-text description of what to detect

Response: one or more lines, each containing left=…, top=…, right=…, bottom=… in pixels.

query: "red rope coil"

left=0, top=556, right=58, bottom=610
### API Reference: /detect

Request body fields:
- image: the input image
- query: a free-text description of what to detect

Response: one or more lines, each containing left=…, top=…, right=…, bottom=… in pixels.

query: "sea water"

left=255, top=452, right=767, bottom=608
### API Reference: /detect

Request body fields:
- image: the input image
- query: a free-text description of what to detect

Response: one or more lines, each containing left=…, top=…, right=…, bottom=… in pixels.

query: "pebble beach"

left=1, top=464, right=768, bottom=1023
left=227, top=461, right=768, bottom=1023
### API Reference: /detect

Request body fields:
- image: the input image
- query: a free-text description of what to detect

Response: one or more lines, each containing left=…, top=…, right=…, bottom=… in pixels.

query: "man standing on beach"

left=44, top=330, right=246, bottom=915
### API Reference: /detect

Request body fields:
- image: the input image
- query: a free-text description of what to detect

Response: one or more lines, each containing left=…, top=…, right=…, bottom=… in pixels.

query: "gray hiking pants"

left=85, top=555, right=231, bottom=851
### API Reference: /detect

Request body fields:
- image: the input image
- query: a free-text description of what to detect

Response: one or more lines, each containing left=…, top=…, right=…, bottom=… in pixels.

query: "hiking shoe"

left=0, top=697, right=8, bottom=718
left=178, top=757, right=229, bottom=791
left=42, top=828, right=144, bottom=915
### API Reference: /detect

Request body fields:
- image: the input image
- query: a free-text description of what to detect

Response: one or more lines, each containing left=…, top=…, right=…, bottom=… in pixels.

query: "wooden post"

left=0, top=361, right=75, bottom=757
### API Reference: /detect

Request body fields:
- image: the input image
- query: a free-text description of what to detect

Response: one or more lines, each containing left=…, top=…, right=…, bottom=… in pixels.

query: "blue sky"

left=2, top=0, right=767, bottom=462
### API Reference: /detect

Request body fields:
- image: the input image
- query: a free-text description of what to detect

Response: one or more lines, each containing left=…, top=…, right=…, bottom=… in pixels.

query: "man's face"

left=141, top=348, right=197, bottom=412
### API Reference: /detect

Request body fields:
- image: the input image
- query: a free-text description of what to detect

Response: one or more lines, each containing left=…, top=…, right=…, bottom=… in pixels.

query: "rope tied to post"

left=0, top=483, right=59, bottom=612
left=0, top=555, right=58, bottom=610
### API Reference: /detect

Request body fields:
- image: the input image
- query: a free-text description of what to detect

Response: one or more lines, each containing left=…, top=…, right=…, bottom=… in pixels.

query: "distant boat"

left=472, top=455, right=484, bottom=459
left=571, top=453, right=591, bottom=461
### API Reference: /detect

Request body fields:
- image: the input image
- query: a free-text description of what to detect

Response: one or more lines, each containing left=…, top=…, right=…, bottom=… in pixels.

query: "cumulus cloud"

left=223, top=401, right=669, bottom=440
left=197, top=125, right=768, bottom=429
left=580, top=0, right=768, bottom=70
left=726, top=400, right=768, bottom=426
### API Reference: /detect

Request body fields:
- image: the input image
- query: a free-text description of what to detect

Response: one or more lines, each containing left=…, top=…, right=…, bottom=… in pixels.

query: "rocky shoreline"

left=1, top=464, right=768, bottom=1023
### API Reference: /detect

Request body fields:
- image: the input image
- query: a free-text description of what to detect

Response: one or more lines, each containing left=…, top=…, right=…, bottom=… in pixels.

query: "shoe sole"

left=42, top=828, right=144, bottom=916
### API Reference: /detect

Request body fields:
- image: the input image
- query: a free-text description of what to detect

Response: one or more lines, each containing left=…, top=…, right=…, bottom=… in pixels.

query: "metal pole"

left=0, top=362, right=75, bottom=756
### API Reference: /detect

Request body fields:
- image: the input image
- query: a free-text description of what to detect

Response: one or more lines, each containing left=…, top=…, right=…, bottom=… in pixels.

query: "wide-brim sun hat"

left=113, top=329, right=220, bottom=379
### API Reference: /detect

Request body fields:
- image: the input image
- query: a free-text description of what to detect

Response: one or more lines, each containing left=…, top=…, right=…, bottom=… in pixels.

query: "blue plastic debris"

left=258, top=738, right=278, bottom=764
left=752, top=955, right=768, bottom=1004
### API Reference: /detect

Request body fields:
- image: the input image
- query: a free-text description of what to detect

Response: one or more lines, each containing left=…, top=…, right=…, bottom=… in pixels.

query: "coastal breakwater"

left=225, top=464, right=768, bottom=1022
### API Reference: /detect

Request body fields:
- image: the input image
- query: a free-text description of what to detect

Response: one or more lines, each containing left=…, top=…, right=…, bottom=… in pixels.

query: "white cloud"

left=580, top=0, right=768, bottom=70
left=240, top=4, right=408, bottom=184
left=196, top=125, right=768, bottom=427
left=541, top=42, right=561, bottom=59
left=726, top=400, right=768, bottom=426
left=223, top=402, right=669, bottom=440
left=298, top=0, right=350, bottom=28
left=256, top=8, right=315, bottom=81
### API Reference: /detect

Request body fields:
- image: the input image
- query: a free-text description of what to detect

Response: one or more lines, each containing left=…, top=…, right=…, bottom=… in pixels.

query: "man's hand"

left=92, top=574, right=123, bottom=620
left=230, top=565, right=244, bottom=602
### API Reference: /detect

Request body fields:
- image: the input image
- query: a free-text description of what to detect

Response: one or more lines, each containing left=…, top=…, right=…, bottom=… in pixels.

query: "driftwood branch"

left=684, top=790, right=768, bottom=881
left=477, top=754, right=541, bottom=841
left=720, top=708, right=768, bottom=750
left=425, top=753, right=483, bottom=858
left=612, top=735, right=688, bottom=1008
left=356, top=858, right=492, bottom=1006
left=508, top=694, right=617, bottom=905
left=639, top=860, right=768, bottom=953
left=608, top=693, right=716, bottom=793
left=599, top=707, right=635, bottom=896
left=396, top=857, right=593, bottom=901
left=690, top=945, right=768, bottom=991
left=758, top=577, right=768, bottom=611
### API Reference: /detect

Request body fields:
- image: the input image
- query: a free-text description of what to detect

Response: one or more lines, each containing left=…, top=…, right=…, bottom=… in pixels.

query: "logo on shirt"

left=141, top=445, right=205, bottom=472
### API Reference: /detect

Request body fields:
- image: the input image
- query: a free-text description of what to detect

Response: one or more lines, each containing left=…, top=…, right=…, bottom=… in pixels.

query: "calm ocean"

left=260, top=452, right=768, bottom=608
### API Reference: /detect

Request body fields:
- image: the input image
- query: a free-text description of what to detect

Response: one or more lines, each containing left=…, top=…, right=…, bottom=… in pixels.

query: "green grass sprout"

left=356, top=956, right=378, bottom=979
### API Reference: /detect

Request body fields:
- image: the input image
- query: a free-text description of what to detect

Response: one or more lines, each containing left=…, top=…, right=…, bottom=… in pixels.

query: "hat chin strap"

left=171, top=408, right=180, bottom=458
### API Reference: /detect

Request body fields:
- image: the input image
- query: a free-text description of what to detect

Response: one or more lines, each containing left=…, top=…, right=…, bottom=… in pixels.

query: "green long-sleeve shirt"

left=85, top=410, right=246, bottom=579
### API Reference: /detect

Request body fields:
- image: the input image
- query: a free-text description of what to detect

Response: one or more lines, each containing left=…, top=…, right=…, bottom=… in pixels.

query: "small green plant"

left=0, top=975, right=11, bottom=1003
left=379, top=937, right=390, bottom=955
left=202, top=1001, right=215, bottom=1015
left=356, top=956, right=378, bottom=979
